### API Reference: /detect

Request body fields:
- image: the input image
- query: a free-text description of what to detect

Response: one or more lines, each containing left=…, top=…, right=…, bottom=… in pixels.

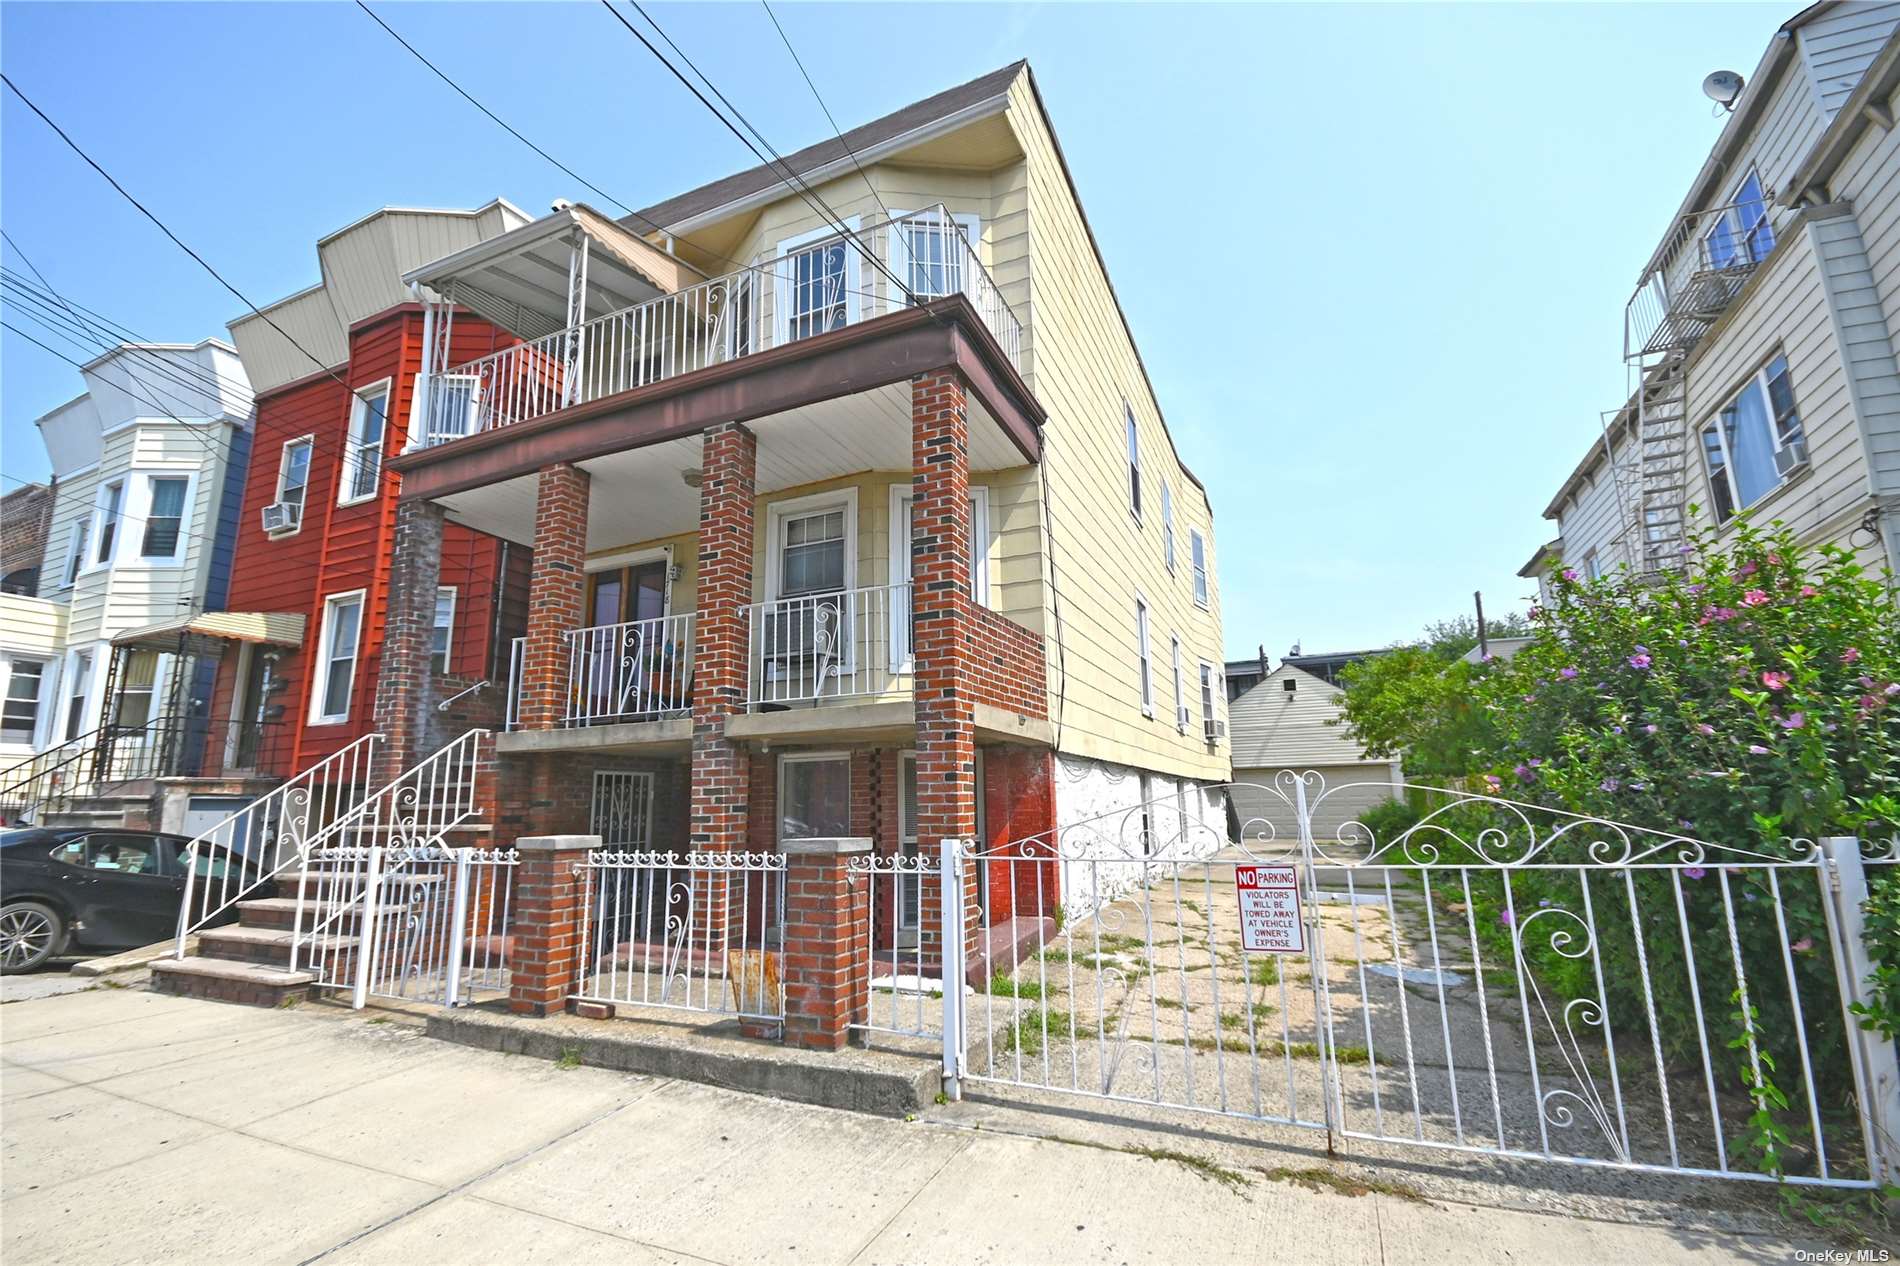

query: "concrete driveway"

left=0, top=986, right=1826, bottom=1264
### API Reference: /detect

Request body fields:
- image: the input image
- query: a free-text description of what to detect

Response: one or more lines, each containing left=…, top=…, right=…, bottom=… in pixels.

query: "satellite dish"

left=1702, top=70, right=1745, bottom=110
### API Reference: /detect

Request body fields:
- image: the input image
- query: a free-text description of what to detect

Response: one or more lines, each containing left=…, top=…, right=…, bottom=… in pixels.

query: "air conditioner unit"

left=1203, top=717, right=1226, bottom=743
left=260, top=501, right=300, bottom=534
left=1772, top=438, right=1809, bottom=478
left=1176, top=704, right=1191, bottom=731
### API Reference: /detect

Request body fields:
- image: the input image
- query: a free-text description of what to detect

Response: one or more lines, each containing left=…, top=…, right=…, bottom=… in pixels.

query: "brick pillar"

left=771, top=837, right=871, bottom=1050
left=690, top=423, right=757, bottom=852
left=520, top=464, right=589, bottom=731
left=508, top=833, right=597, bottom=1017
left=912, top=371, right=980, bottom=974
left=373, top=498, right=446, bottom=781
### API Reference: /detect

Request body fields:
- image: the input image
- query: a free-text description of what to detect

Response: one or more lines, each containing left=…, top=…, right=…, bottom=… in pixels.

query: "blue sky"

left=1, top=2, right=1780, bottom=656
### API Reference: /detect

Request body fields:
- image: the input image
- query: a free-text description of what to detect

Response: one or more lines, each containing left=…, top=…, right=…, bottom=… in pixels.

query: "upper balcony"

left=1624, top=184, right=1789, bottom=362
left=404, top=203, right=1024, bottom=458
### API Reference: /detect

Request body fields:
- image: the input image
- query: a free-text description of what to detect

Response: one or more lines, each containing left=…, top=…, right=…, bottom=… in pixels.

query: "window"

left=63, top=517, right=90, bottom=588
left=1170, top=635, right=1186, bottom=733
left=779, top=508, right=847, bottom=597
left=889, top=210, right=978, bottom=304
left=342, top=384, right=390, bottom=504
left=779, top=228, right=854, bottom=342
left=1700, top=353, right=1806, bottom=523
left=312, top=592, right=364, bottom=723
left=2, top=659, right=46, bottom=745
left=139, top=477, right=188, bottom=559
left=1704, top=169, right=1774, bottom=271
left=778, top=753, right=850, bottom=842
left=50, top=833, right=163, bottom=876
left=1584, top=550, right=1601, bottom=581
left=1136, top=596, right=1153, bottom=718
left=1161, top=483, right=1175, bottom=573
left=898, top=752, right=921, bottom=931
left=96, top=480, right=124, bottom=564
left=1190, top=530, right=1209, bottom=608
left=431, top=587, right=456, bottom=675
left=113, top=650, right=159, bottom=729
left=65, top=650, right=93, bottom=741
left=1124, top=402, right=1142, bottom=520
left=1200, top=662, right=1218, bottom=742
left=273, top=437, right=312, bottom=532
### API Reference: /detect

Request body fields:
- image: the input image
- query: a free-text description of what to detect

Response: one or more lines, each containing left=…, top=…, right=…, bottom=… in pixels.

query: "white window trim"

left=1700, top=353, right=1805, bottom=523
left=1704, top=166, right=1773, bottom=267
left=269, top=434, right=315, bottom=537
left=764, top=487, right=859, bottom=602
left=896, top=748, right=922, bottom=938
left=432, top=585, right=458, bottom=675
left=1199, top=660, right=1219, bottom=743
left=886, top=208, right=981, bottom=310
left=89, top=478, right=126, bottom=572
left=1189, top=529, right=1210, bottom=609
left=1170, top=634, right=1186, bottom=733
left=128, top=469, right=197, bottom=567
left=0, top=653, right=54, bottom=749
left=775, top=750, right=852, bottom=845
left=339, top=379, right=393, bottom=507
left=1124, top=401, right=1142, bottom=523
left=774, top=219, right=862, bottom=346
left=887, top=484, right=992, bottom=610
left=63, top=646, right=100, bottom=741
left=1135, top=592, right=1154, bottom=719
left=61, top=516, right=91, bottom=589
left=310, top=589, right=367, bottom=725
left=1161, top=482, right=1175, bottom=574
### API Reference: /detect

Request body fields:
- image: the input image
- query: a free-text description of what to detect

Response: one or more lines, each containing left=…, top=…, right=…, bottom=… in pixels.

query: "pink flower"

left=1742, top=589, right=1770, bottom=607
left=1561, top=568, right=1578, bottom=582
left=1761, top=671, right=1790, bottom=691
left=1628, top=653, right=1652, bottom=670
left=1842, top=647, right=1861, bottom=664
left=1779, top=712, right=1806, bottom=730
left=1747, top=744, right=1771, bottom=755
left=1695, top=723, right=1716, bottom=736
left=1643, top=724, right=1658, bottom=734
left=1498, top=909, right=1515, bottom=927
left=1684, top=867, right=1707, bottom=880
left=1799, top=585, right=1818, bottom=598
left=1736, top=562, right=1759, bottom=578
left=1560, top=666, right=1579, bottom=680
left=1483, top=775, right=1503, bottom=794
left=1791, top=937, right=1813, bottom=953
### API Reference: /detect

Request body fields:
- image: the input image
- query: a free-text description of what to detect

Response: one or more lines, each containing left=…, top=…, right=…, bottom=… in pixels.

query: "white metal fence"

left=848, top=849, right=955, bottom=1044
left=573, top=849, right=787, bottom=1022
left=416, top=206, right=1021, bottom=447
left=944, top=776, right=1900, bottom=1191
left=565, top=613, right=694, bottom=725
left=746, top=581, right=910, bottom=707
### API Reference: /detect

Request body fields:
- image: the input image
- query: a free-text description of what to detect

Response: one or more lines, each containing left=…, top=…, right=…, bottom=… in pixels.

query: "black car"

left=0, top=827, right=252, bottom=973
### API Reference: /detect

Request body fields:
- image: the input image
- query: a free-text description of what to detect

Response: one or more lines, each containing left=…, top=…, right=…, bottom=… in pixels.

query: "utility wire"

left=1, top=73, right=349, bottom=390
left=758, top=0, right=896, bottom=229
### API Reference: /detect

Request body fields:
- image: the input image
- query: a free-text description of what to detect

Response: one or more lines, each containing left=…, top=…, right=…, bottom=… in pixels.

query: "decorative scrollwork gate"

left=944, top=773, right=1897, bottom=1190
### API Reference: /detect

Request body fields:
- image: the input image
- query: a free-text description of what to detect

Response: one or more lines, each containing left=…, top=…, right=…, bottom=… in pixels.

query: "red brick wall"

left=967, top=606, right=1048, bottom=719
left=518, top=465, right=588, bottom=731
left=980, top=744, right=1060, bottom=923
left=690, top=423, right=757, bottom=852
left=910, top=371, right=976, bottom=845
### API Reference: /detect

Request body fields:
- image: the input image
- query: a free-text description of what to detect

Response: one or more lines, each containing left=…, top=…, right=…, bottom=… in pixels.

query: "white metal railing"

left=565, top=613, right=694, bottom=726
left=745, top=581, right=911, bottom=707
left=172, top=733, right=383, bottom=956
left=288, top=729, right=489, bottom=979
left=573, top=849, right=787, bottom=1021
left=850, top=845, right=955, bottom=1044
left=1625, top=196, right=1785, bottom=361
left=505, top=636, right=525, bottom=731
left=415, top=206, right=1021, bottom=448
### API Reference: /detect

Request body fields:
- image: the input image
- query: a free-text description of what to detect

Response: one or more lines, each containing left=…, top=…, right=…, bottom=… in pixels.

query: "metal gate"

left=945, top=774, right=1898, bottom=1190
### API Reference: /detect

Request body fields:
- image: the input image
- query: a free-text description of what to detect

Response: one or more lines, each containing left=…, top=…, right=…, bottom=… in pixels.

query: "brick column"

left=520, top=464, right=589, bottom=731
left=690, top=423, right=757, bottom=852
left=912, top=371, right=980, bottom=973
left=372, top=498, right=446, bottom=781
left=508, top=833, right=597, bottom=1017
left=772, top=836, right=871, bottom=1050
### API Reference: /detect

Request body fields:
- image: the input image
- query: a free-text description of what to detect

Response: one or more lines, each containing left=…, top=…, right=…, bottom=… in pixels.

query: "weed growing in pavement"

left=1248, top=957, right=1281, bottom=987
left=999, top=1007, right=1075, bottom=1057
left=987, top=972, right=1046, bottom=1001
left=554, top=1045, right=583, bottom=1070
left=1773, top=1183, right=1900, bottom=1248
left=1257, top=1165, right=1426, bottom=1202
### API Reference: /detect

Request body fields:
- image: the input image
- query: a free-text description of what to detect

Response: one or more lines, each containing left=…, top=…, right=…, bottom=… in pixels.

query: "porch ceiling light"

left=680, top=468, right=703, bottom=488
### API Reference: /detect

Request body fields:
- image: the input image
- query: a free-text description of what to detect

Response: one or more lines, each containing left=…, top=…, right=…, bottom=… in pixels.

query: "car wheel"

left=0, top=902, right=65, bottom=974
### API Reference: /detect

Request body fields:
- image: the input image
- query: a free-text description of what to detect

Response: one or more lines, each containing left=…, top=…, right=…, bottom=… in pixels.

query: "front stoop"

left=148, top=956, right=315, bottom=1008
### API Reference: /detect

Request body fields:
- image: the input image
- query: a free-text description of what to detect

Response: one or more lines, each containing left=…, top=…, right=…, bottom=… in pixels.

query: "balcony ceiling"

left=433, top=381, right=1021, bottom=547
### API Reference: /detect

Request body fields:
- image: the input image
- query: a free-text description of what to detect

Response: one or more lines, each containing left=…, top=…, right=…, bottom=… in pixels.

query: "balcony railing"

left=1625, top=196, right=1783, bottom=361
left=415, top=207, right=1022, bottom=449
left=746, top=581, right=911, bottom=708
left=567, top=613, right=695, bottom=726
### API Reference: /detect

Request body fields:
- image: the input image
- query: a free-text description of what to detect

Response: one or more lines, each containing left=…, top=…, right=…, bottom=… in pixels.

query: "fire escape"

left=1618, top=190, right=1778, bottom=573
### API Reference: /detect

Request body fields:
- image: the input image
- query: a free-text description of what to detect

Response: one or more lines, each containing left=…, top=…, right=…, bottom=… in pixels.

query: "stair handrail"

left=285, top=729, right=491, bottom=977
left=1, top=714, right=188, bottom=823
left=171, top=732, right=384, bottom=956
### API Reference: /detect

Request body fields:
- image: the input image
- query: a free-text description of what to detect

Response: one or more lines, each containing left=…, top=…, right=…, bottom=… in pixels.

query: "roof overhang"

left=1780, top=26, right=1900, bottom=207
left=112, top=611, right=306, bottom=654
left=403, top=204, right=706, bottom=342
left=389, top=294, right=1043, bottom=504
left=1518, top=538, right=1564, bottom=578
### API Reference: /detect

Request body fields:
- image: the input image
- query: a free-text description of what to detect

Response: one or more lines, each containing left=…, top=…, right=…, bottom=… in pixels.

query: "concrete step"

left=149, top=955, right=316, bottom=1008
left=199, top=924, right=357, bottom=968
left=237, top=897, right=360, bottom=930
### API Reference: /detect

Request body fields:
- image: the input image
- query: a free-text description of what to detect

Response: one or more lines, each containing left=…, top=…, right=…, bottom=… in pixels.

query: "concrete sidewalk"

left=0, top=988, right=1827, bottom=1264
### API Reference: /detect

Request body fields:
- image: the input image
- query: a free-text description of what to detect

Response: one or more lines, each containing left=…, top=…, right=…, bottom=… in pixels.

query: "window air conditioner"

left=1204, top=717, right=1226, bottom=743
left=1772, top=438, right=1809, bottom=479
left=260, top=502, right=300, bottom=534
left=1176, top=704, right=1190, bottom=731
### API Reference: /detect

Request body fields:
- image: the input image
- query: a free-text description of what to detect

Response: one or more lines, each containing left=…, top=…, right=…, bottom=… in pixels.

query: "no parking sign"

left=1235, top=864, right=1305, bottom=954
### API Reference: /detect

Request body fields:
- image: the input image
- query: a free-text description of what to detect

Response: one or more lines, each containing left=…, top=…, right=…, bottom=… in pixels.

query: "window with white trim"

left=889, top=210, right=979, bottom=304
left=1199, top=662, right=1217, bottom=743
left=898, top=751, right=921, bottom=931
left=1190, top=530, right=1209, bottom=608
left=1704, top=168, right=1774, bottom=271
left=1700, top=352, right=1805, bottom=524
left=312, top=592, right=365, bottom=724
left=1583, top=550, right=1601, bottom=581
left=1136, top=595, right=1153, bottom=718
left=782, top=232, right=852, bottom=341
left=113, top=649, right=159, bottom=728
left=1161, top=483, right=1175, bottom=573
left=1170, top=635, right=1186, bottom=732
left=272, top=437, right=312, bottom=533
left=778, top=752, right=850, bottom=843
left=2, top=657, right=47, bottom=745
left=65, top=649, right=93, bottom=741
left=1124, top=402, right=1142, bottom=520
left=139, top=477, right=188, bottom=560
left=779, top=507, right=847, bottom=597
left=96, top=480, right=124, bottom=564
left=63, top=517, right=90, bottom=588
left=341, top=384, right=390, bottom=504
left=431, top=586, right=457, bottom=675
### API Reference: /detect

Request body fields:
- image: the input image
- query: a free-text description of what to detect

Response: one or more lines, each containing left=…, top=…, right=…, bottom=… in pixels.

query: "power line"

left=1, top=72, right=350, bottom=391
left=757, top=0, right=895, bottom=228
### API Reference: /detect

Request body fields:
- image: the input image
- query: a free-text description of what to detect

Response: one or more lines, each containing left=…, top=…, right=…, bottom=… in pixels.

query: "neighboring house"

left=1281, top=647, right=1384, bottom=688
left=201, top=202, right=533, bottom=785
left=1228, top=663, right=1401, bottom=844
left=32, top=340, right=254, bottom=784
left=1, top=481, right=54, bottom=595
left=373, top=62, right=1229, bottom=913
left=1527, top=3, right=1900, bottom=581
left=1224, top=648, right=1271, bottom=703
